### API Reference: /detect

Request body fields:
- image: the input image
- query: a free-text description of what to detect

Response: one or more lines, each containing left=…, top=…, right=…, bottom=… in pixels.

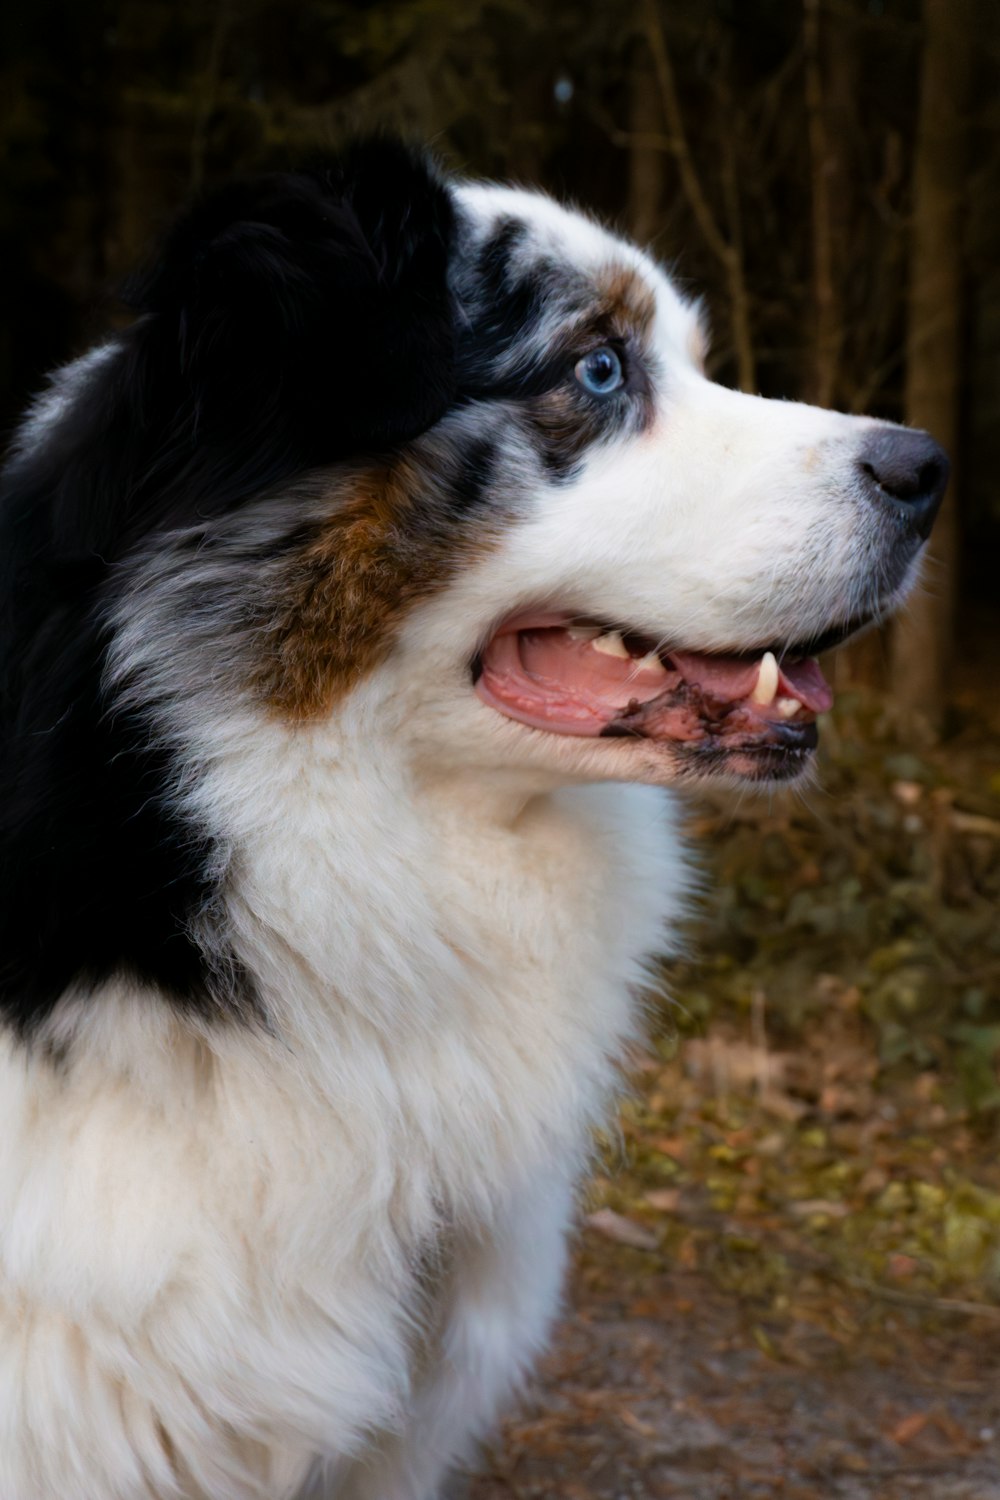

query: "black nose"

left=856, top=427, right=949, bottom=541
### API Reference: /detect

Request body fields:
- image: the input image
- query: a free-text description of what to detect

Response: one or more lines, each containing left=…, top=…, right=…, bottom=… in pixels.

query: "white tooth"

left=566, top=625, right=600, bottom=641
left=592, top=630, right=630, bottom=659
left=751, top=650, right=779, bottom=706
left=775, top=697, right=800, bottom=719
left=635, top=651, right=667, bottom=675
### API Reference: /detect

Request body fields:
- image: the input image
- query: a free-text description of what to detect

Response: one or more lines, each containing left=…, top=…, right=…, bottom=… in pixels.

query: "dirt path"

left=463, top=1016, right=1000, bottom=1499
left=470, top=690, right=1000, bottom=1500
left=468, top=1264, right=1000, bottom=1499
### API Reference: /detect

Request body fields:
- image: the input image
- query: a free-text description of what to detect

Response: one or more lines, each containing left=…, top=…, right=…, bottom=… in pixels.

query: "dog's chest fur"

left=0, top=775, right=683, bottom=1497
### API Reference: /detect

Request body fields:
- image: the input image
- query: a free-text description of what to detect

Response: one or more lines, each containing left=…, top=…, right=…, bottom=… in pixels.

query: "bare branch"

left=190, top=0, right=237, bottom=194
left=641, top=0, right=757, bottom=391
left=717, top=83, right=756, bottom=394
left=803, top=0, right=840, bottom=407
left=641, top=0, right=730, bottom=265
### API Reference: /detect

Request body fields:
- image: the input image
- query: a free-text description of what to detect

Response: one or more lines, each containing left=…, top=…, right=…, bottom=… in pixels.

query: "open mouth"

left=474, top=612, right=838, bottom=780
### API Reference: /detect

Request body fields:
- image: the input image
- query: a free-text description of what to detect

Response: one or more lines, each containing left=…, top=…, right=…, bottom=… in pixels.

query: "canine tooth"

left=567, top=625, right=600, bottom=641
left=635, top=652, right=667, bottom=675
left=775, top=697, right=800, bottom=719
left=751, top=651, right=779, bottom=706
left=592, top=631, right=630, bottom=659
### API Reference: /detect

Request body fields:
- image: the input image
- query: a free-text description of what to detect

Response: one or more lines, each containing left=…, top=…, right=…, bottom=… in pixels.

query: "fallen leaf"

left=645, top=1188, right=681, bottom=1212
left=651, top=1135, right=688, bottom=1159
left=789, top=1199, right=851, bottom=1218
left=584, top=1208, right=659, bottom=1251
left=759, top=1090, right=808, bottom=1122
left=751, top=1324, right=780, bottom=1358
left=930, top=1410, right=972, bottom=1449
left=620, top=1408, right=658, bottom=1438
left=677, top=1235, right=699, bottom=1269
left=889, top=1411, right=929, bottom=1445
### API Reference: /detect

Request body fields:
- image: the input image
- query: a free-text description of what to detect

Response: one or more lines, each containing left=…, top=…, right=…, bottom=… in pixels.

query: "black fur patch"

left=453, top=213, right=655, bottom=477
left=0, top=141, right=457, bottom=1035
left=446, top=437, right=499, bottom=516
left=458, top=218, right=551, bottom=395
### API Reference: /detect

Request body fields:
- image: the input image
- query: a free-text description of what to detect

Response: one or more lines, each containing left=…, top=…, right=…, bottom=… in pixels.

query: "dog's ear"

left=0, top=141, right=458, bottom=1035
left=0, top=142, right=459, bottom=624
left=128, top=139, right=457, bottom=484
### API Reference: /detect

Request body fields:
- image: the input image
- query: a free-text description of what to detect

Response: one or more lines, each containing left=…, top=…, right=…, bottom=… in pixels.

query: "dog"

left=0, top=140, right=946, bottom=1499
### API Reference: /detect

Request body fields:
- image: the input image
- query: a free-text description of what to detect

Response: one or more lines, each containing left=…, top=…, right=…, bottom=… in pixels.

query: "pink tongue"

left=668, top=651, right=760, bottom=702
left=475, top=627, right=673, bottom=737
left=669, top=650, right=833, bottom=714
left=519, top=630, right=668, bottom=703
left=779, top=657, right=834, bottom=713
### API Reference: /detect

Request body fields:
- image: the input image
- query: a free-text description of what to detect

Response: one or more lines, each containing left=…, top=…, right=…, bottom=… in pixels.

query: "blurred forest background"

left=2, top=0, right=999, bottom=724
left=4, top=2, right=1000, bottom=1491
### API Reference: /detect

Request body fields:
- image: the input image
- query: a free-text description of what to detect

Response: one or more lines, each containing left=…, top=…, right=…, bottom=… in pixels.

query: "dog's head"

left=0, top=141, right=947, bottom=1028
left=410, top=180, right=947, bottom=788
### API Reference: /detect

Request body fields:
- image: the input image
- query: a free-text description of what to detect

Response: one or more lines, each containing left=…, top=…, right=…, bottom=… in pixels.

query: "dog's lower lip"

left=685, top=735, right=819, bottom=783
left=474, top=612, right=835, bottom=768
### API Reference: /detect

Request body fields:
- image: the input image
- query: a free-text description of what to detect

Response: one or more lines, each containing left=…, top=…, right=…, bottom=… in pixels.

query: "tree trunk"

left=802, top=0, right=857, bottom=412
left=628, top=45, right=663, bottom=248
left=804, top=0, right=885, bottom=691
left=642, top=0, right=755, bottom=392
left=803, top=0, right=838, bottom=411
left=889, top=0, right=974, bottom=735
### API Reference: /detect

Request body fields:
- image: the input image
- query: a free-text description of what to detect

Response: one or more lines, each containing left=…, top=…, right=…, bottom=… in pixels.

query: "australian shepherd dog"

left=0, top=141, right=946, bottom=1498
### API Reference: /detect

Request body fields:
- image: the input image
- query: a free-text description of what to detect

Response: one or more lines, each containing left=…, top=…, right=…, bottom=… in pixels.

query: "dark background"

left=4, top=7, right=1000, bottom=1489
left=2, top=0, right=998, bottom=706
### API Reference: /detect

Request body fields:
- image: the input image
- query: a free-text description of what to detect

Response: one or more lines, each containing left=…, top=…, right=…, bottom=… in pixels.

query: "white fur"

left=0, top=760, right=684, bottom=1499
left=0, top=181, right=907, bottom=1499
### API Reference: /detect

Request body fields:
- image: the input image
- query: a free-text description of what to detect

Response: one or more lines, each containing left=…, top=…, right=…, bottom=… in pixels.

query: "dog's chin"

left=474, top=715, right=821, bottom=791
left=668, top=723, right=820, bottom=787
left=471, top=610, right=838, bottom=787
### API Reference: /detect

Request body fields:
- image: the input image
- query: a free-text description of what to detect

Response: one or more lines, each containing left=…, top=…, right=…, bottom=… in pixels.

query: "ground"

left=469, top=676, right=1000, bottom=1499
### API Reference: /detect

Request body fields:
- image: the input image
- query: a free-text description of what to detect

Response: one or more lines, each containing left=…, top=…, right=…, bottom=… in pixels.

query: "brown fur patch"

left=594, top=264, right=657, bottom=340
left=252, top=265, right=657, bottom=719
left=251, top=459, right=493, bottom=721
left=525, top=384, right=606, bottom=473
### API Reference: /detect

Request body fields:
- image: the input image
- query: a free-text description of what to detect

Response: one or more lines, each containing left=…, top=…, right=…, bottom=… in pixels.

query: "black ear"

left=7, top=139, right=458, bottom=565
left=0, top=140, right=458, bottom=1037
left=128, top=138, right=457, bottom=494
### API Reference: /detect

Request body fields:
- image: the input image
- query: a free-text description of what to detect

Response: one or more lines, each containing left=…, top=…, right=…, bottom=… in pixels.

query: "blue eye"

left=574, top=346, right=624, bottom=396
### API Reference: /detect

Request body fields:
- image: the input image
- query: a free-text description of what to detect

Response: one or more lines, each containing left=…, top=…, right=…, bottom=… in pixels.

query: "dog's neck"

left=29, top=740, right=673, bottom=1230
left=220, top=730, right=581, bottom=1037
